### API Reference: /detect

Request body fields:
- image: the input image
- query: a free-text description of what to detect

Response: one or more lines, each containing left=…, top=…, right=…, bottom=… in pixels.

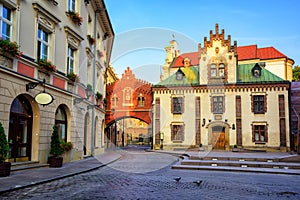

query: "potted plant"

left=66, top=72, right=79, bottom=82
left=87, top=35, right=96, bottom=45
left=0, top=37, right=22, bottom=58
left=103, top=97, right=108, bottom=108
left=0, top=122, right=11, bottom=177
left=95, top=92, right=103, bottom=102
left=232, top=144, right=238, bottom=152
left=48, top=126, right=63, bottom=167
left=66, top=11, right=83, bottom=25
left=37, top=58, right=57, bottom=72
left=199, top=143, right=204, bottom=151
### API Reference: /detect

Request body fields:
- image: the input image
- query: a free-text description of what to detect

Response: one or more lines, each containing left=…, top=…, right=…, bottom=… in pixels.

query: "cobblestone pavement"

left=1, top=149, right=300, bottom=200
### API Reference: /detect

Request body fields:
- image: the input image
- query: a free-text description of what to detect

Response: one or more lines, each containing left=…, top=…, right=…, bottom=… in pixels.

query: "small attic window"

left=176, top=68, right=185, bottom=80
left=252, top=63, right=262, bottom=78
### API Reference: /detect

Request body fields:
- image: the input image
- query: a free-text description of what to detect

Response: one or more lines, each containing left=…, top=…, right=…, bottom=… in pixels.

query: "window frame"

left=172, top=97, right=183, bottom=114
left=67, top=46, right=75, bottom=73
left=37, top=27, right=49, bottom=60
left=55, top=105, right=68, bottom=142
left=252, top=95, right=266, bottom=114
left=0, top=4, right=12, bottom=40
left=210, top=63, right=225, bottom=79
left=171, top=123, right=185, bottom=142
left=252, top=123, right=268, bottom=143
left=212, top=96, right=224, bottom=114
left=68, top=0, right=76, bottom=12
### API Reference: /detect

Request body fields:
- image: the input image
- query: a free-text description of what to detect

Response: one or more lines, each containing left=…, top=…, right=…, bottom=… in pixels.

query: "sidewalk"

left=0, top=151, right=121, bottom=194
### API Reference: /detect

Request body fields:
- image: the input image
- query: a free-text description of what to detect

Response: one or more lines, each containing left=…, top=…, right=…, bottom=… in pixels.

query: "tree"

left=292, top=65, right=300, bottom=81
left=0, top=122, right=9, bottom=163
left=50, top=126, right=63, bottom=157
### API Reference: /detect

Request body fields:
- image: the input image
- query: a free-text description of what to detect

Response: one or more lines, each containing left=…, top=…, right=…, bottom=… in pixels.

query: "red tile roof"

left=236, top=45, right=287, bottom=60
left=170, top=52, right=198, bottom=68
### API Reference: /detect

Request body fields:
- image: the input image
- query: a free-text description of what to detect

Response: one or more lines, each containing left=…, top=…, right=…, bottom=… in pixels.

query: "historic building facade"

left=0, top=0, right=114, bottom=163
left=153, top=24, right=292, bottom=152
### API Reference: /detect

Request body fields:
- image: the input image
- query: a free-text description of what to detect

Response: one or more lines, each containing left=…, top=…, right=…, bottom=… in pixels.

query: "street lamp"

left=73, top=87, right=93, bottom=105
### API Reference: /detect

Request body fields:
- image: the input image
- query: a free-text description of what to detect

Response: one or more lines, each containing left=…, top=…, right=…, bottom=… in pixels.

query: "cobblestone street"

left=1, top=149, right=300, bottom=200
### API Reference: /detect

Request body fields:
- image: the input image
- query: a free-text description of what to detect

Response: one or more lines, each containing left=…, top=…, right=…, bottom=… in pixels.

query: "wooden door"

left=212, top=126, right=225, bottom=150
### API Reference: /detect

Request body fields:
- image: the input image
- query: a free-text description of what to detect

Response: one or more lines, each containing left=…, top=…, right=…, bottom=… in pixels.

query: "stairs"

left=172, top=156, right=300, bottom=175
left=11, top=161, right=49, bottom=172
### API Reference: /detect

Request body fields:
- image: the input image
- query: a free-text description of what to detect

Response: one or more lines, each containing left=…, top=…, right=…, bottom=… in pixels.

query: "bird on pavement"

left=193, top=180, right=203, bottom=186
left=174, top=177, right=181, bottom=182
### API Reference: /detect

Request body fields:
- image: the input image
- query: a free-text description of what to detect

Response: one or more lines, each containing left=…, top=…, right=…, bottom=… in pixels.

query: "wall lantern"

left=232, top=124, right=236, bottom=130
left=202, top=118, right=206, bottom=127
left=73, top=87, right=93, bottom=105
left=26, top=79, right=54, bottom=106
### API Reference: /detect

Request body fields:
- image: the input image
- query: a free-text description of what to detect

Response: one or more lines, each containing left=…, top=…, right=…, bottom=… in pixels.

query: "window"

left=55, top=105, right=67, bottom=142
left=172, top=97, right=183, bottom=114
left=37, top=28, right=49, bottom=59
left=68, top=0, right=76, bottom=12
left=171, top=124, right=184, bottom=141
left=0, top=5, right=12, bottom=40
left=212, top=96, right=224, bottom=113
left=67, top=46, right=74, bottom=73
left=210, top=63, right=225, bottom=78
left=138, top=96, right=145, bottom=107
left=252, top=125, right=268, bottom=143
left=253, top=95, right=265, bottom=114
left=112, top=95, right=118, bottom=107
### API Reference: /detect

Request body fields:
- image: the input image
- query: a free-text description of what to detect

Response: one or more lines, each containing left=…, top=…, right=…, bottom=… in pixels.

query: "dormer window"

left=252, top=63, right=262, bottom=78
left=176, top=68, right=185, bottom=80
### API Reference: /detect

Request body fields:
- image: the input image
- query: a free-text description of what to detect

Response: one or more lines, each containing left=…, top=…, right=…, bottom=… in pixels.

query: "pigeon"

left=174, top=177, right=181, bottom=182
left=193, top=180, right=203, bottom=186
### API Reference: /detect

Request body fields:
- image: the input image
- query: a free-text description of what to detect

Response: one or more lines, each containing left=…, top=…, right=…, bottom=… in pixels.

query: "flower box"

left=37, top=58, right=57, bottom=72
left=66, top=11, right=83, bottom=25
left=0, top=38, right=22, bottom=58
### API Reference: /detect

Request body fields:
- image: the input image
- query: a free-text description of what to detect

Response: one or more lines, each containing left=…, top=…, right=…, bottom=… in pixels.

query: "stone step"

left=11, top=161, right=49, bottom=172
left=180, top=160, right=300, bottom=169
left=189, top=156, right=280, bottom=162
left=171, top=165, right=300, bottom=175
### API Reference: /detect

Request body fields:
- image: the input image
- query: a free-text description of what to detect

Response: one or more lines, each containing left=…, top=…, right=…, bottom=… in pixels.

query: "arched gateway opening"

left=8, top=95, right=33, bottom=162
left=105, top=67, right=153, bottom=148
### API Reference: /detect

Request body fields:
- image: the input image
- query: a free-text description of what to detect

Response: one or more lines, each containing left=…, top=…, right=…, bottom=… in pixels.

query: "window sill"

left=172, top=112, right=183, bottom=115
left=172, top=140, right=183, bottom=143
left=255, top=142, right=266, bottom=145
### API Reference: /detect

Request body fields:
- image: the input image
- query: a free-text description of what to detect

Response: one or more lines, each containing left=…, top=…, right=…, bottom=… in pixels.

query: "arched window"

left=55, top=105, right=67, bottom=142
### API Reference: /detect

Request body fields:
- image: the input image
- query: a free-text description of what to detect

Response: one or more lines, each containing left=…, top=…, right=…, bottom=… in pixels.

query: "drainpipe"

left=91, top=9, right=100, bottom=156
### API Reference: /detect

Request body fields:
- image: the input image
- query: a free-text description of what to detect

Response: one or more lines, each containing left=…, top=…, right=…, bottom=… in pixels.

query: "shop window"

left=55, top=105, right=67, bottom=142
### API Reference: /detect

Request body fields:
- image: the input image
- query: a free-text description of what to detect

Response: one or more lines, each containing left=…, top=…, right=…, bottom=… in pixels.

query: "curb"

left=0, top=154, right=121, bottom=194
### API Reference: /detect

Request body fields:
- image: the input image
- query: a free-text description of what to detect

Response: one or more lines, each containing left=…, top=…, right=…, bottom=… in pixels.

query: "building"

left=0, top=0, right=114, bottom=164
left=153, top=24, right=292, bottom=152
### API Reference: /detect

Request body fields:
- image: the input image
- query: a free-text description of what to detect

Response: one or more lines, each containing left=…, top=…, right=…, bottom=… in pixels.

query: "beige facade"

left=0, top=0, right=114, bottom=163
left=153, top=24, right=291, bottom=152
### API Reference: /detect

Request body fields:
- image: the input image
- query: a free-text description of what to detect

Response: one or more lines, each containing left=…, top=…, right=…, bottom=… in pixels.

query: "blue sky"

left=105, top=0, right=300, bottom=83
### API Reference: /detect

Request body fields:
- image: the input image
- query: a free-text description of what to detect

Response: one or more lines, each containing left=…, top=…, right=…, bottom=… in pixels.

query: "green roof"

left=237, top=63, right=285, bottom=83
left=155, top=66, right=199, bottom=86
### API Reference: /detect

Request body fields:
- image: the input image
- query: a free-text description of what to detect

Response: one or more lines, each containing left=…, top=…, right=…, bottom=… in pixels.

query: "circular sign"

left=35, top=92, right=54, bottom=106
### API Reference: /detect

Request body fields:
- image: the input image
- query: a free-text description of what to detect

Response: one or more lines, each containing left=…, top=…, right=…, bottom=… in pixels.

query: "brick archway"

left=105, top=67, right=153, bottom=126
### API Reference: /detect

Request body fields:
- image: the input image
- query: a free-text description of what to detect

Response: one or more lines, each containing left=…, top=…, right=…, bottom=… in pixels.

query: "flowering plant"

left=37, top=58, right=57, bottom=72
left=67, top=11, right=83, bottom=25
left=0, top=38, right=22, bottom=58
left=66, top=72, right=79, bottom=82
left=60, top=141, right=73, bottom=153
left=87, top=35, right=96, bottom=45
